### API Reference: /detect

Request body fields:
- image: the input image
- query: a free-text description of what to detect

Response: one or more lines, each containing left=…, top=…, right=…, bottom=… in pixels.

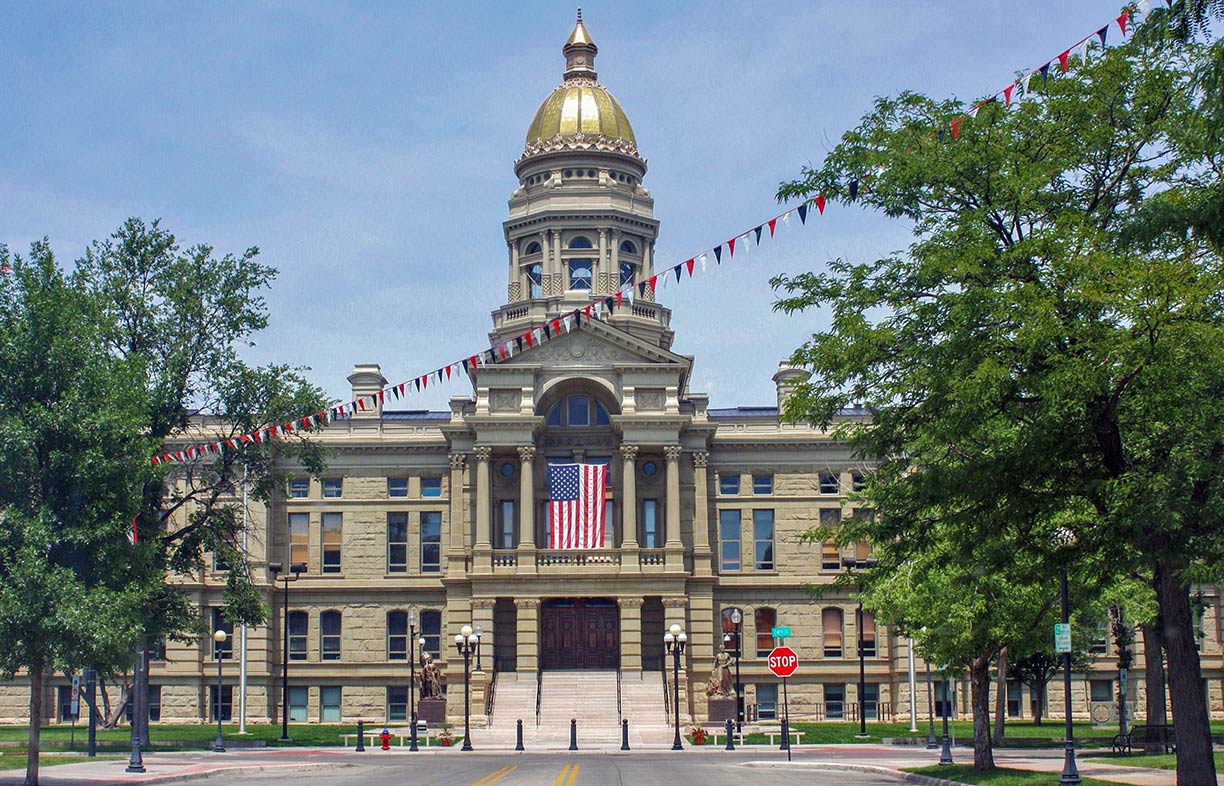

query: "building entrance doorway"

left=540, top=598, right=619, bottom=669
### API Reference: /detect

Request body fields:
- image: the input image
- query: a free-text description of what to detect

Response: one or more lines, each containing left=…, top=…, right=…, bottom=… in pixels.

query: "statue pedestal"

left=707, top=697, right=737, bottom=724
left=417, top=697, right=446, bottom=728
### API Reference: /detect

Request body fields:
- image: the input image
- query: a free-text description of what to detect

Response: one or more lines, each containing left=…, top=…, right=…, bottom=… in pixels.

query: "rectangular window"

left=57, top=686, right=77, bottom=722
left=321, top=612, right=341, bottom=661
left=321, top=513, right=342, bottom=573
left=719, top=474, right=740, bottom=495
left=822, top=541, right=842, bottom=570
left=863, top=683, right=879, bottom=720
left=825, top=683, right=845, bottom=720
left=1090, top=679, right=1113, bottom=703
left=820, top=472, right=840, bottom=494
left=210, top=685, right=233, bottom=722
left=756, top=684, right=778, bottom=721
left=719, top=510, right=741, bottom=572
left=1007, top=681, right=1022, bottom=718
left=752, top=474, right=773, bottom=495
left=387, top=478, right=408, bottom=498
left=148, top=638, right=167, bottom=661
left=387, top=686, right=408, bottom=722
left=567, top=394, right=590, bottom=426
left=822, top=608, right=843, bottom=658
left=288, top=611, right=307, bottom=661
left=387, top=513, right=408, bottom=573
left=852, top=473, right=866, bottom=492
left=322, top=478, right=342, bottom=498
left=755, top=607, right=777, bottom=657
left=421, top=610, right=442, bottom=659
left=211, top=608, right=233, bottom=659
left=420, top=512, right=442, bottom=573
left=288, top=686, right=308, bottom=722
left=860, top=611, right=877, bottom=657
left=289, top=478, right=309, bottom=498
left=148, top=685, right=161, bottom=722
left=1089, top=622, right=1109, bottom=655
left=753, top=510, right=775, bottom=571
left=289, top=512, right=309, bottom=567
left=388, top=612, right=407, bottom=660
left=641, top=499, right=661, bottom=548
left=212, top=548, right=231, bottom=572
left=421, top=477, right=442, bottom=497
left=321, top=686, right=342, bottom=722
left=496, top=500, right=516, bottom=549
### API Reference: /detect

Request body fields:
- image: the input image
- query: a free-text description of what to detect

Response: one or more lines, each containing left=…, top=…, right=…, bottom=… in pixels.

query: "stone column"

left=597, top=228, right=608, bottom=292
left=620, top=445, right=640, bottom=570
left=514, top=599, right=540, bottom=674
left=553, top=231, right=563, bottom=286
left=691, top=451, right=712, bottom=576
left=663, top=596, right=691, bottom=724
left=618, top=597, right=644, bottom=672
left=517, top=446, right=537, bottom=570
left=447, top=453, right=468, bottom=574
left=611, top=229, right=621, bottom=283
left=664, top=445, right=684, bottom=570
left=508, top=241, right=519, bottom=303
left=474, top=446, right=492, bottom=573
left=471, top=598, right=496, bottom=674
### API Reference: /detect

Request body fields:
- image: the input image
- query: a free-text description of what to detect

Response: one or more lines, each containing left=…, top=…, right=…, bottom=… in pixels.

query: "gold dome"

left=525, top=84, right=636, bottom=146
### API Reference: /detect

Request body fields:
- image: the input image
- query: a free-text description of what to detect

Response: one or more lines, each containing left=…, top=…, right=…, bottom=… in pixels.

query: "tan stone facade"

left=3, top=16, right=1222, bottom=732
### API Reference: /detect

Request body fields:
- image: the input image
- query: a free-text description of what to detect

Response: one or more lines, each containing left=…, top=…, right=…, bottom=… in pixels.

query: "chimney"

left=772, top=363, right=810, bottom=416
left=347, top=363, right=388, bottom=419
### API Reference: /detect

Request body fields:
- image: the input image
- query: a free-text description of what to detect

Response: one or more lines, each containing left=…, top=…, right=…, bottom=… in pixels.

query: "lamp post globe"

left=730, top=608, right=743, bottom=732
left=408, top=608, right=419, bottom=752
left=212, top=630, right=228, bottom=753
left=455, top=627, right=477, bottom=751
left=665, top=624, right=687, bottom=751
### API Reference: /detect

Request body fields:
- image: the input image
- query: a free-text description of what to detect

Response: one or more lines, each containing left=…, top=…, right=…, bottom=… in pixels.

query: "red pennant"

left=1117, top=10, right=1128, bottom=36
left=446, top=365, right=452, bottom=379
left=728, top=237, right=737, bottom=257
left=1058, top=50, right=1070, bottom=73
left=583, top=305, right=592, bottom=320
left=685, top=258, right=695, bottom=276
left=648, top=275, right=658, bottom=294
left=616, top=291, right=624, bottom=308
left=551, top=319, right=561, bottom=335
left=151, top=456, right=161, bottom=465
left=241, top=434, right=254, bottom=444
left=814, top=194, right=826, bottom=214
left=524, top=331, right=533, bottom=348
left=951, top=118, right=962, bottom=140
left=1003, top=85, right=1015, bottom=105
left=356, top=398, right=366, bottom=412
left=768, top=218, right=778, bottom=236
left=422, top=374, right=429, bottom=389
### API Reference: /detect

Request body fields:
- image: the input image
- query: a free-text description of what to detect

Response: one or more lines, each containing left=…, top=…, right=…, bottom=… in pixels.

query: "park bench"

left=706, top=728, right=746, bottom=746
left=341, top=726, right=431, bottom=748
left=757, top=724, right=804, bottom=746
left=1111, top=723, right=1175, bottom=755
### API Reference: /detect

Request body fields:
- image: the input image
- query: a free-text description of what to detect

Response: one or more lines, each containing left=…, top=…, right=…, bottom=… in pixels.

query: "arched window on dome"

left=544, top=397, right=611, bottom=427
left=619, top=240, right=637, bottom=254
left=619, top=262, right=635, bottom=288
left=527, top=264, right=542, bottom=298
left=525, top=241, right=542, bottom=255
left=568, top=237, right=593, bottom=249
left=569, top=259, right=593, bottom=290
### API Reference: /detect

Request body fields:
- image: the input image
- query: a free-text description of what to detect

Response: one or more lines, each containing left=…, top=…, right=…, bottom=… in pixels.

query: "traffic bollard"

left=780, top=719, right=790, bottom=751
left=355, top=720, right=365, bottom=751
left=621, top=719, right=630, bottom=751
left=725, top=718, right=735, bottom=751
left=515, top=719, right=524, bottom=752
left=569, top=718, right=578, bottom=751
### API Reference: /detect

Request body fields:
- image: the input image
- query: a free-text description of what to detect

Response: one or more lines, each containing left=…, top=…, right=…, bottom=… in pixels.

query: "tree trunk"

left=993, top=647, right=1007, bottom=746
left=1155, top=563, right=1217, bottom=786
left=1033, top=681, right=1046, bottom=725
left=1140, top=620, right=1167, bottom=741
left=105, top=684, right=131, bottom=728
left=25, top=668, right=42, bottom=786
left=99, top=676, right=112, bottom=726
left=970, top=655, right=995, bottom=771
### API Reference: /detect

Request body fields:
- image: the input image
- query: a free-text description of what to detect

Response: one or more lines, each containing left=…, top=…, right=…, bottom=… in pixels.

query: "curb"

left=741, top=761, right=971, bottom=786
left=0, top=761, right=347, bottom=786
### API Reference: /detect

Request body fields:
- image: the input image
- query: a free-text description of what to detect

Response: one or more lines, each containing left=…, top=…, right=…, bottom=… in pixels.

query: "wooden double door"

left=540, top=598, right=620, bottom=670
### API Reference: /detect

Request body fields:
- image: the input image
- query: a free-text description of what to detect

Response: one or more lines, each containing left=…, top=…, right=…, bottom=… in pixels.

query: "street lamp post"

left=842, top=556, right=878, bottom=738
left=454, top=625, right=478, bottom=751
left=268, top=561, right=305, bottom=743
left=723, top=607, right=743, bottom=733
left=665, top=623, right=687, bottom=751
left=408, top=609, right=420, bottom=752
left=925, top=660, right=938, bottom=749
left=212, top=630, right=228, bottom=753
left=1060, top=561, right=1081, bottom=784
left=473, top=624, right=484, bottom=672
left=939, top=671, right=954, bottom=765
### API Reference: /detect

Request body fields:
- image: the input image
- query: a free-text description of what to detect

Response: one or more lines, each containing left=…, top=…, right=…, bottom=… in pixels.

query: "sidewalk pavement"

left=0, top=744, right=1183, bottom=786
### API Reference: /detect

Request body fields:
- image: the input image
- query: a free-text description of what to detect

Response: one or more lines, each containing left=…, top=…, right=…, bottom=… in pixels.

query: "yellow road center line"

left=553, top=763, right=580, bottom=786
left=472, top=764, right=517, bottom=786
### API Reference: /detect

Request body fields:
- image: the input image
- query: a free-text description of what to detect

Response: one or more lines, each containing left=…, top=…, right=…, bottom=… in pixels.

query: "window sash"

left=752, top=510, right=774, bottom=571
left=321, top=687, right=342, bottom=722
left=387, top=513, right=408, bottom=572
left=719, top=510, right=741, bottom=572
left=388, top=478, right=408, bottom=498
left=719, top=474, right=740, bottom=495
left=752, top=474, right=773, bottom=495
left=322, top=479, right=342, bottom=498
left=420, top=512, right=442, bottom=573
left=289, top=513, right=309, bottom=567
left=321, top=513, right=342, bottom=573
left=421, top=477, right=442, bottom=497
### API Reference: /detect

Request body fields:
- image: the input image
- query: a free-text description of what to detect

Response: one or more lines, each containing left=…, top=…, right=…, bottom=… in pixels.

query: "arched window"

left=594, top=400, right=611, bottom=425
left=569, top=259, right=592, bottom=290
left=288, top=611, right=308, bottom=661
left=321, top=611, right=341, bottom=661
left=545, top=396, right=612, bottom=427
left=822, top=607, right=844, bottom=657
left=567, top=395, right=590, bottom=426
left=421, top=610, right=441, bottom=658
left=387, top=611, right=407, bottom=660
left=525, top=241, right=542, bottom=255
left=754, top=607, right=777, bottom=656
left=619, top=240, right=637, bottom=254
left=860, top=611, right=877, bottom=657
left=619, top=262, right=635, bottom=287
left=546, top=402, right=562, bottom=426
left=528, top=264, right=542, bottom=298
left=568, top=236, right=593, bottom=249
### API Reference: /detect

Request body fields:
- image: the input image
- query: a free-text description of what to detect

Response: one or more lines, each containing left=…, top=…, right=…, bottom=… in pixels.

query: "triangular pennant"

left=1097, top=26, right=1108, bottom=46
left=1077, top=39, right=1090, bottom=62
left=951, top=118, right=963, bottom=140
left=1058, top=50, right=1070, bottom=73
left=551, top=319, right=561, bottom=335
left=814, top=194, right=826, bottom=214
left=616, top=290, right=624, bottom=308
left=356, top=398, right=366, bottom=412
left=583, top=305, right=593, bottom=322
left=648, top=274, right=658, bottom=292
left=1040, top=63, right=1051, bottom=84
left=797, top=204, right=808, bottom=224
left=1116, top=10, right=1129, bottom=36
left=698, top=253, right=708, bottom=271
left=1022, top=73, right=1033, bottom=97
left=848, top=180, right=859, bottom=200
left=713, top=246, right=723, bottom=264
left=767, top=218, right=777, bottom=236
left=753, top=225, right=763, bottom=244
left=728, top=237, right=737, bottom=257
left=377, top=390, right=385, bottom=404
left=938, top=128, right=946, bottom=142
left=391, top=385, right=401, bottom=400
left=422, top=373, right=429, bottom=389
left=514, top=336, right=524, bottom=352
left=685, top=258, right=695, bottom=276
left=524, top=331, right=533, bottom=348
left=446, top=365, right=453, bottom=379
left=1003, top=84, right=1015, bottom=105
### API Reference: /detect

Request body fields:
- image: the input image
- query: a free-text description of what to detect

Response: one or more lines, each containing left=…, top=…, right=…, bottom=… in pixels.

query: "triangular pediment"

left=495, top=319, right=689, bottom=370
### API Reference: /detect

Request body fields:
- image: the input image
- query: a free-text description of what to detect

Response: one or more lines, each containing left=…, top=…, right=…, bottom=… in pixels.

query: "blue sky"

left=0, top=1, right=1129, bottom=410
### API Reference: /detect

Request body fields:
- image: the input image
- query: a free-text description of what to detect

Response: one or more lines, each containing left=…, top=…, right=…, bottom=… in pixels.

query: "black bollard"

left=515, top=719, right=524, bottom=752
left=355, top=720, right=366, bottom=752
left=620, top=719, right=630, bottom=751
left=780, top=719, right=790, bottom=751
left=725, top=718, right=735, bottom=751
left=569, top=718, right=578, bottom=751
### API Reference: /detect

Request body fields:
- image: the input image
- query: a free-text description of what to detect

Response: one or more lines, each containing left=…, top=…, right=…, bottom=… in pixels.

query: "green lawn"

left=905, top=765, right=1130, bottom=786
left=0, top=752, right=123, bottom=770
left=0, top=723, right=359, bottom=749
left=1086, top=751, right=1224, bottom=770
left=695, top=720, right=1114, bottom=746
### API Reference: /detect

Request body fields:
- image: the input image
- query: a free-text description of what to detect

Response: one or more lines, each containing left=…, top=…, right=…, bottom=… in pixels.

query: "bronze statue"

left=417, top=652, right=443, bottom=698
left=706, top=649, right=733, bottom=697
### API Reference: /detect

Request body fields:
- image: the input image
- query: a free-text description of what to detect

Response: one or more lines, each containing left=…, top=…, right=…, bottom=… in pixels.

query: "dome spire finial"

left=563, top=10, right=597, bottom=81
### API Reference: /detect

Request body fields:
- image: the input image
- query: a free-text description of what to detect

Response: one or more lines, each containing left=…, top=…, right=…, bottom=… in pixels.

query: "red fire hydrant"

left=380, top=728, right=391, bottom=750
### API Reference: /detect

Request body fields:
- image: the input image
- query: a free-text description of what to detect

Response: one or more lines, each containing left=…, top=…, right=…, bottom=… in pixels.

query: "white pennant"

left=781, top=213, right=791, bottom=230
left=1022, top=73, right=1033, bottom=98
left=699, top=253, right=708, bottom=272
left=1077, top=39, right=1090, bottom=61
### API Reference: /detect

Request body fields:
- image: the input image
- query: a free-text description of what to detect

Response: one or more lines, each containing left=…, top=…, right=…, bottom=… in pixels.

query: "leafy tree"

left=776, top=19, right=1221, bottom=783
left=0, top=243, right=154, bottom=786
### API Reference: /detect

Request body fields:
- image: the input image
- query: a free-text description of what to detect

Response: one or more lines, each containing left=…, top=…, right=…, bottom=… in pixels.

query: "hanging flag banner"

left=547, top=463, right=608, bottom=550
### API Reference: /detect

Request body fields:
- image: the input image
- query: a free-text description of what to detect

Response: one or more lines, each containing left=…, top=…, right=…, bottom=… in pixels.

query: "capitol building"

left=2, top=14, right=1220, bottom=739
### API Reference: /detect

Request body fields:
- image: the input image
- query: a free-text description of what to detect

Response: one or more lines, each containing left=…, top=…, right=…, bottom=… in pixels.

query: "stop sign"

left=767, top=646, right=799, bottom=677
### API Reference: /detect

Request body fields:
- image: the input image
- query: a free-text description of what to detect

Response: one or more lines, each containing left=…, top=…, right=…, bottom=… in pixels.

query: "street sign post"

left=1054, top=623, right=1071, bottom=654
left=771, top=626, right=792, bottom=639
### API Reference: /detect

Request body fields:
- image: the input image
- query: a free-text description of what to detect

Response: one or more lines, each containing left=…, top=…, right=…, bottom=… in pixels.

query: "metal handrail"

left=616, top=668, right=623, bottom=725
left=485, top=668, right=497, bottom=723
left=535, top=669, right=543, bottom=727
left=662, top=667, right=672, bottom=725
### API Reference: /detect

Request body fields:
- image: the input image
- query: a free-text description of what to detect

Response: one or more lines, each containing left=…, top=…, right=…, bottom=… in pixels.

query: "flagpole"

left=239, top=465, right=249, bottom=735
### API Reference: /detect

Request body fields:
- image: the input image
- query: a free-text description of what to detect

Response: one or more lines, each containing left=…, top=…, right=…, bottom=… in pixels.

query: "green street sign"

left=1054, top=623, right=1071, bottom=653
left=771, top=626, right=792, bottom=638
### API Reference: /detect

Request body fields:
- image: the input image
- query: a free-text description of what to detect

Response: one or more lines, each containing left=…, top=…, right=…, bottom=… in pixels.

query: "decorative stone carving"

left=514, top=598, right=540, bottom=610
left=664, top=445, right=683, bottom=462
left=503, top=331, right=642, bottom=365
left=449, top=453, right=467, bottom=470
left=517, top=132, right=643, bottom=164
left=543, top=434, right=614, bottom=449
left=662, top=596, right=688, bottom=608
left=474, top=446, right=493, bottom=462
left=620, top=445, right=639, bottom=461
left=616, top=597, right=644, bottom=609
left=635, top=388, right=665, bottom=411
left=508, top=282, right=521, bottom=301
left=490, top=389, right=522, bottom=413
left=471, top=598, right=497, bottom=609
left=692, top=451, right=709, bottom=468
left=517, top=446, right=536, bottom=462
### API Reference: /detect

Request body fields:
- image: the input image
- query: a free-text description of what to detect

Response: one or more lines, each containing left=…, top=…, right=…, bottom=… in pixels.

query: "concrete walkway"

left=0, top=744, right=1187, bottom=786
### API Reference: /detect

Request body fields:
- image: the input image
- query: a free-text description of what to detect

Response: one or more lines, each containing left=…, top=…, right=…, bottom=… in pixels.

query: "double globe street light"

left=454, top=625, right=479, bottom=752
left=664, top=623, right=687, bottom=751
left=268, top=561, right=305, bottom=743
left=722, top=609, right=743, bottom=733
left=212, top=630, right=228, bottom=753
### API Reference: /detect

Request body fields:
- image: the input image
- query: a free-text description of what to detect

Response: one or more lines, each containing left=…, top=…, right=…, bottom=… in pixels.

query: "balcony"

left=491, top=297, right=671, bottom=334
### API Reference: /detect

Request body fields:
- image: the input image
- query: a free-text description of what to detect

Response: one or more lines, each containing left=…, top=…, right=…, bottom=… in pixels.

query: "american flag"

left=547, top=463, right=607, bottom=550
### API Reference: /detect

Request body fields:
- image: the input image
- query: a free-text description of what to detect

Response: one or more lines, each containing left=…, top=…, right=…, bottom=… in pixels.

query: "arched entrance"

left=540, top=598, right=620, bottom=669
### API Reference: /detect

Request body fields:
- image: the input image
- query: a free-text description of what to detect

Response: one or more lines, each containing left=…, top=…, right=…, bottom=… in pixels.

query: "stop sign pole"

left=768, top=646, right=798, bottom=761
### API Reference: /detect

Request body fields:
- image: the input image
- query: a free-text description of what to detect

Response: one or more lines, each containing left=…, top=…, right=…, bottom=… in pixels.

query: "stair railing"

left=662, top=666, right=672, bottom=726
left=616, top=668, right=623, bottom=725
left=485, top=667, right=497, bottom=724
left=535, top=669, right=543, bottom=727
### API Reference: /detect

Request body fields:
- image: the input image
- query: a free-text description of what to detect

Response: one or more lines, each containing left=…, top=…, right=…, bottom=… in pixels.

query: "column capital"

left=662, top=596, right=688, bottom=609
left=474, top=446, right=493, bottom=462
left=514, top=598, right=540, bottom=610
left=517, top=446, right=536, bottom=462
left=617, top=597, right=645, bottom=609
left=449, top=452, right=468, bottom=470
left=692, top=450, right=709, bottom=468
left=471, top=598, right=497, bottom=610
left=664, top=445, right=683, bottom=462
left=620, top=444, right=639, bottom=461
